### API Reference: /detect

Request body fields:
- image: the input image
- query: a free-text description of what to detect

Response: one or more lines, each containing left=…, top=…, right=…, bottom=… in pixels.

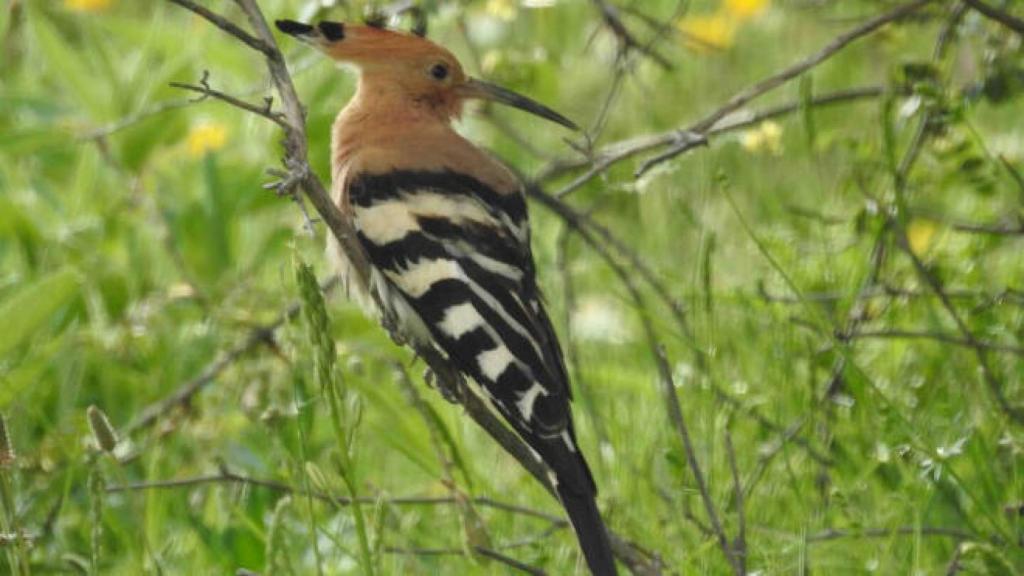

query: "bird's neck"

left=331, top=75, right=460, bottom=178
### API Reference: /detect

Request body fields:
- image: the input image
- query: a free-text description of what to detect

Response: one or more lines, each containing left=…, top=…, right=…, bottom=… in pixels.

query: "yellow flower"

left=725, top=0, right=769, bottom=20
left=906, top=219, right=938, bottom=256
left=485, top=0, right=517, bottom=21
left=65, top=0, right=113, bottom=12
left=676, top=12, right=736, bottom=50
left=740, top=120, right=783, bottom=154
left=186, top=122, right=228, bottom=158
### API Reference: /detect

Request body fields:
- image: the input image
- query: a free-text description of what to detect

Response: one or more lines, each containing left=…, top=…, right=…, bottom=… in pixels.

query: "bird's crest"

left=276, top=18, right=578, bottom=130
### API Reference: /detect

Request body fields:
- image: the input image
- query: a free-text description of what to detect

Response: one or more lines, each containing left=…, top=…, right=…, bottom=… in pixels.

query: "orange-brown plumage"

left=278, top=19, right=616, bottom=576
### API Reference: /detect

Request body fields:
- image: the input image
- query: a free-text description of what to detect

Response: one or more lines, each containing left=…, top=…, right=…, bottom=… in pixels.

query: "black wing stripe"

left=453, top=256, right=551, bottom=363
left=350, top=169, right=572, bottom=436
left=357, top=230, right=447, bottom=272
left=350, top=169, right=527, bottom=224
left=417, top=216, right=524, bottom=270
left=359, top=220, right=547, bottom=381
left=413, top=278, right=547, bottom=390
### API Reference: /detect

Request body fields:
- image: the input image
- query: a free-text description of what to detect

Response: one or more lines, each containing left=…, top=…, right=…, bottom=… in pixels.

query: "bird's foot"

left=263, top=158, right=309, bottom=198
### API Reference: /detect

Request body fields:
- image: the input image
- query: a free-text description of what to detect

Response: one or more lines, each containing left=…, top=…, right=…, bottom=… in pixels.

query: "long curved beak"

left=461, top=78, right=579, bottom=131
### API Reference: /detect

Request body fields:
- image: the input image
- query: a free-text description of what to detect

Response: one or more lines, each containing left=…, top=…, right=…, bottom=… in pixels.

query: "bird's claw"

left=263, top=160, right=309, bottom=198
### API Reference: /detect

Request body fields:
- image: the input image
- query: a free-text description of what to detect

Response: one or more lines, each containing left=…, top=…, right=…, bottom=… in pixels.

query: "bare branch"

left=804, top=525, right=978, bottom=543
left=529, top=186, right=833, bottom=468
left=891, top=219, right=1024, bottom=424
left=946, top=219, right=1024, bottom=236
left=385, top=545, right=549, bottom=576
left=878, top=2, right=1021, bottom=425
left=125, top=277, right=338, bottom=435
left=555, top=227, right=610, bottom=446
left=723, top=430, right=746, bottom=574
left=82, top=98, right=194, bottom=140
left=845, top=328, right=1024, bottom=356
left=166, top=0, right=272, bottom=56
left=591, top=0, right=673, bottom=69
left=169, top=71, right=287, bottom=128
left=945, top=543, right=966, bottom=576
left=655, top=345, right=741, bottom=575
left=106, top=470, right=566, bottom=525
left=964, top=0, right=1024, bottom=34
left=759, top=282, right=1024, bottom=308
left=527, top=186, right=697, bottom=344
left=538, top=85, right=884, bottom=193
left=636, top=0, right=934, bottom=175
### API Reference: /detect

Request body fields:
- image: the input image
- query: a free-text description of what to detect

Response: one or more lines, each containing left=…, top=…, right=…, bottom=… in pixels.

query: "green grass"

left=1, top=0, right=1023, bottom=574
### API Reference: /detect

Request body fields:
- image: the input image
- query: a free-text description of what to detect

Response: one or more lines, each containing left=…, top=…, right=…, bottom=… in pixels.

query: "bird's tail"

left=555, top=471, right=618, bottom=576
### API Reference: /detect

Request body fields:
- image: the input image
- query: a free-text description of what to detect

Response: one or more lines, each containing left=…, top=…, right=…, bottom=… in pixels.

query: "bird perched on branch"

left=276, top=19, right=617, bottom=575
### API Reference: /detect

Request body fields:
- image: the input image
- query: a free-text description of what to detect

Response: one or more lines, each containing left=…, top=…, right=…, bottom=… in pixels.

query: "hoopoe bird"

left=277, top=19, right=617, bottom=575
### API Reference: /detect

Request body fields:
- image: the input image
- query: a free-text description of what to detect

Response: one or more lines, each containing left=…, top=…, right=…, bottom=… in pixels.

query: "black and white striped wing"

left=348, top=169, right=575, bottom=445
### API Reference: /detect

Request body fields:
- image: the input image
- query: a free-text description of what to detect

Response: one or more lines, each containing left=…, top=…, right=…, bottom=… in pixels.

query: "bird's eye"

left=430, top=63, right=449, bottom=81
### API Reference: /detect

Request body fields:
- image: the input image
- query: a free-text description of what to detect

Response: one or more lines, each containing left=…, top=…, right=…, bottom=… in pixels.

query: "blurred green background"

left=1, top=0, right=1023, bottom=574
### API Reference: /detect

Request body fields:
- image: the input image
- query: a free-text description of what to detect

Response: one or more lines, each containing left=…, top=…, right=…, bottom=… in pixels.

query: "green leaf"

left=0, top=334, right=66, bottom=408
left=0, top=267, right=81, bottom=357
left=27, top=8, right=111, bottom=119
left=202, top=154, right=233, bottom=274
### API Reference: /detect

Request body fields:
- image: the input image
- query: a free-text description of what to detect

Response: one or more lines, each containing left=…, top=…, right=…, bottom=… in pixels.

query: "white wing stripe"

left=460, top=271, right=545, bottom=363
left=356, top=201, right=420, bottom=245
left=385, top=258, right=459, bottom=298
left=477, top=345, right=517, bottom=381
left=438, top=302, right=484, bottom=339
left=515, top=383, right=547, bottom=423
left=405, top=191, right=498, bottom=226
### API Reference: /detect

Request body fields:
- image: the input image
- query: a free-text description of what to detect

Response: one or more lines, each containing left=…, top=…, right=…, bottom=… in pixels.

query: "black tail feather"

left=556, top=480, right=618, bottom=576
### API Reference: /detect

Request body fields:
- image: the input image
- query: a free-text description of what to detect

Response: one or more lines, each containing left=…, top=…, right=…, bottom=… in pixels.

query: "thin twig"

left=636, top=0, right=934, bottom=176
left=539, top=85, right=884, bottom=193
left=386, top=545, right=549, bottom=576
left=723, top=430, right=746, bottom=575
left=801, top=3, right=970, bottom=503
left=759, top=283, right=1024, bottom=307
left=891, top=220, right=1024, bottom=424
left=554, top=226, right=610, bottom=447
left=945, top=542, right=965, bottom=576
left=81, top=98, right=194, bottom=140
left=536, top=180, right=832, bottom=468
left=125, top=277, right=339, bottom=434
left=946, top=219, right=1024, bottom=236
left=590, top=0, right=673, bottom=69
left=106, top=470, right=567, bottom=524
left=167, top=0, right=272, bottom=56
left=844, top=329, right=1024, bottom=356
left=876, top=1, right=1023, bottom=425
left=964, top=0, right=1024, bottom=33
left=655, top=346, right=741, bottom=576
left=527, top=186, right=697, bottom=344
left=804, top=525, right=977, bottom=543
left=169, top=72, right=288, bottom=128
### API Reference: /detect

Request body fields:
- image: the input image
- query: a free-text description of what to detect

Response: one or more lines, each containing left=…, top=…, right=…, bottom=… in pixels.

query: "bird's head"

left=276, top=19, right=578, bottom=130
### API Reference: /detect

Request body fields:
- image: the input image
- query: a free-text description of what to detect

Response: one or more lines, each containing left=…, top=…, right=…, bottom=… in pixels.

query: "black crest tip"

left=363, top=10, right=387, bottom=29
left=410, top=8, right=428, bottom=37
left=317, top=21, right=345, bottom=41
left=275, top=19, right=314, bottom=36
